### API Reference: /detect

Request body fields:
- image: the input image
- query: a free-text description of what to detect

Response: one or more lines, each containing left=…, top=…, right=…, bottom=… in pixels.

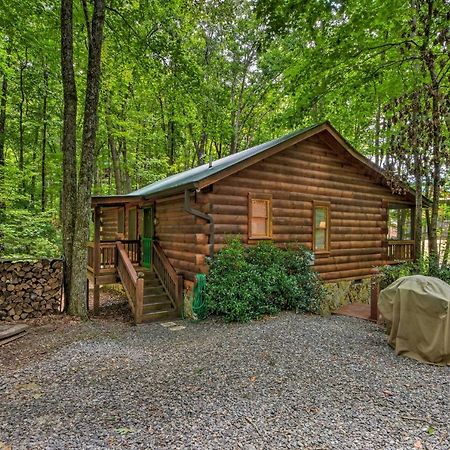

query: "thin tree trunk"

left=0, top=63, right=7, bottom=253
left=119, top=137, right=131, bottom=192
left=168, top=118, right=175, bottom=165
left=428, top=77, right=441, bottom=266
left=413, top=163, right=423, bottom=261
left=0, top=67, right=7, bottom=167
left=411, top=92, right=423, bottom=261
left=41, top=68, right=48, bottom=211
left=374, top=98, right=381, bottom=165
left=105, top=100, right=122, bottom=194
left=442, top=226, right=450, bottom=266
left=30, top=126, right=39, bottom=205
left=18, top=51, right=27, bottom=190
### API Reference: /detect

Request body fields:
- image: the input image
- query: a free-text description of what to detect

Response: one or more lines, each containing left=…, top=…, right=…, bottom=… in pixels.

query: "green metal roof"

left=90, top=121, right=425, bottom=207
left=126, top=123, right=322, bottom=198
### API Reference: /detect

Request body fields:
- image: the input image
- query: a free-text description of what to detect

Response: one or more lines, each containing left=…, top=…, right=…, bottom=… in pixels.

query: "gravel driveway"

left=0, top=313, right=449, bottom=450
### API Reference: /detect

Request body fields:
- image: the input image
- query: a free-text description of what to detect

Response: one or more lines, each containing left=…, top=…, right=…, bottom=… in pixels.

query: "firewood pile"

left=0, top=259, right=63, bottom=321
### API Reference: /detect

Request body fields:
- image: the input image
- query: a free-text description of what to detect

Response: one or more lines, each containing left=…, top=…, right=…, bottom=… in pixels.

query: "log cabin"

left=88, top=121, right=426, bottom=323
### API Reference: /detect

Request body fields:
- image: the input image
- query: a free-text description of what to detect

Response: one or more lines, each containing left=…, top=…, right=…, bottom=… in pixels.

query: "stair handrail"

left=116, top=241, right=144, bottom=324
left=152, top=241, right=183, bottom=313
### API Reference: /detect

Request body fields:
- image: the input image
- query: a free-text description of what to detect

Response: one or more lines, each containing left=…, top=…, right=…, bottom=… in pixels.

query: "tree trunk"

left=105, top=100, right=122, bottom=194
left=413, top=163, right=423, bottom=261
left=0, top=64, right=7, bottom=253
left=0, top=67, right=7, bottom=167
left=428, top=77, right=441, bottom=267
left=41, top=68, right=48, bottom=211
left=119, top=137, right=132, bottom=192
left=30, top=126, right=39, bottom=205
left=61, top=0, right=79, bottom=311
left=442, top=225, right=450, bottom=266
left=68, top=0, right=105, bottom=317
left=19, top=52, right=27, bottom=190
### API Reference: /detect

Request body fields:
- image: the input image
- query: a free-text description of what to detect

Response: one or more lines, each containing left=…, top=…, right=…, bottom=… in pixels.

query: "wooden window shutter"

left=248, top=193, right=272, bottom=239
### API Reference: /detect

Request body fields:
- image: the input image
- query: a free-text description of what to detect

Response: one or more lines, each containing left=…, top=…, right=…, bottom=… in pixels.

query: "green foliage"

left=379, top=259, right=450, bottom=290
left=0, top=208, right=61, bottom=259
left=204, top=238, right=324, bottom=322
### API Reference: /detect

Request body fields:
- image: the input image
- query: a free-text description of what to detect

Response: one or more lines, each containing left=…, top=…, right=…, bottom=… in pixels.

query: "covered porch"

left=385, top=202, right=416, bottom=263
left=87, top=199, right=183, bottom=324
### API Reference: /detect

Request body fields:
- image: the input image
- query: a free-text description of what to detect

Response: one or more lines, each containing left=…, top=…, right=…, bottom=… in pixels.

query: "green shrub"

left=204, top=238, right=324, bottom=322
left=379, top=257, right=450, bottom=289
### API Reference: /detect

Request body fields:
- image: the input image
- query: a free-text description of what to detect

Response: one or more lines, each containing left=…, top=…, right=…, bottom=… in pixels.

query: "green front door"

left=142, top=207, right=154, bottom=268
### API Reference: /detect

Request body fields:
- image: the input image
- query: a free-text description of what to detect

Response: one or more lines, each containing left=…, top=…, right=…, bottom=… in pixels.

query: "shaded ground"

left=0, top=303, right=449, bottom=449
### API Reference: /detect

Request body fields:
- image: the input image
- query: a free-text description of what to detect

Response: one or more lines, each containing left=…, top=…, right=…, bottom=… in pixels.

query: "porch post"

left=93, top=206, right=101, bottom=314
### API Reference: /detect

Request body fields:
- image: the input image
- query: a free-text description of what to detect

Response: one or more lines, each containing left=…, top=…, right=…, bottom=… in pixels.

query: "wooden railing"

left=117, top=242, right=144, bottom=324
left=87, top=240, right=140, bottom=272
left=121, top=240, right=140, bottom=265
left=99, top=242, right=117, bottom=269
left=152, top=241, right=183, bottom=312
left=387, top=239, right=415, bottom=262
left=87, top=242, right=94, bottom=270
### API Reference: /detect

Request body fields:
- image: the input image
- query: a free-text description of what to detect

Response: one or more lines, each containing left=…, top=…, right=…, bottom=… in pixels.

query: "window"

left=313, top=202, right=330, bottom=252
left=248, top=193, right=272, bottom=239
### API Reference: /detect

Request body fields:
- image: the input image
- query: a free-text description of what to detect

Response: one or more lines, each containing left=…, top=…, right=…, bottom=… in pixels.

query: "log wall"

left=100, top=206, right=120, bottom=241
left=154, top=195, right=207, bottom=285
left=194, top=135, right=413, bottom=281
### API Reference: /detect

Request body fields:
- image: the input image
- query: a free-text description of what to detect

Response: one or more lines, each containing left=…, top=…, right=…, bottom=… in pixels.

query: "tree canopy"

left=0, top=0, right=449, bottom=262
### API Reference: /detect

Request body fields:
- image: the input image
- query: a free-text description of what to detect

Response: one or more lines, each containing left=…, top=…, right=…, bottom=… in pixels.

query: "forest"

left=0, top=0, right=449, bottom=261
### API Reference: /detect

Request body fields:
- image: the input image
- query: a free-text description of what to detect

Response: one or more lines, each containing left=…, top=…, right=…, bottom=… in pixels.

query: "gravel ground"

left=0, top=312, right=449, bottom=450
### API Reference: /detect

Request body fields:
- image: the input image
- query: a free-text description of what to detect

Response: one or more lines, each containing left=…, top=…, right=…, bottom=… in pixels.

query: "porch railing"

left=117, top=242, right=144, bottom=324
left=87, top=242, right=94, bottom=270
left=152, top=241, right=183, bottom=312
left=87, top=240, right=140, bottom=272
left=122, top=240, right=140, bottom=265
left=387, top=239, right=415, bottom=262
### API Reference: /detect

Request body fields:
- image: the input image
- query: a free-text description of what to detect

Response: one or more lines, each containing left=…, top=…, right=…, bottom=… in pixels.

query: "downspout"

left=184, top=189, right=215, bottom=259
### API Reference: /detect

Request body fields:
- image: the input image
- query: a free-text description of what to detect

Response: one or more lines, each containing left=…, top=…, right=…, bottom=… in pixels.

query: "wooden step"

left=143, top=301, right=174, bottom=313
left=144, top=285, right=165, bottom=296
left=143, top=293, right=171, bottom=304
left=142, top=272, right=158, bottom=280
left=144, top=278, right=161, bottom=287
left=141, top=309, right=179, bottom=322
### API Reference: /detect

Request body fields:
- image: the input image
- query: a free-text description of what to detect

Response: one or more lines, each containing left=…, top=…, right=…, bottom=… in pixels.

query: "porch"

left=86, top=200, right=183, bottom=323
left=87, top=239, right=183, bottom=324
left=385, top=203, right=416, bottom=263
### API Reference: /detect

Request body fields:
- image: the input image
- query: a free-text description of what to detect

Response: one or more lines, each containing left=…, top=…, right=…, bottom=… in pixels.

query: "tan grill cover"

left=378, top=275, right=450, bottom=365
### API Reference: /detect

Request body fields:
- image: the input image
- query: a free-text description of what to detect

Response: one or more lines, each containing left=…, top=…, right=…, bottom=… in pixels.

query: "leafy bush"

left=204, top=238, right=324, bottom=322
left=379, top=257, right=450, bottom=289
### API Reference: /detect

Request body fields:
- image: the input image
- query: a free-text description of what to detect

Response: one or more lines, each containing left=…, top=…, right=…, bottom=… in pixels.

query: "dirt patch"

left=0, top=287, right=132, bottom=375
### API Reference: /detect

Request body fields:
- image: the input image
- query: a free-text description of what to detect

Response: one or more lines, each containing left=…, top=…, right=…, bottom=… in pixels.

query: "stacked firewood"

left=0, top=259, right=63, bottom=321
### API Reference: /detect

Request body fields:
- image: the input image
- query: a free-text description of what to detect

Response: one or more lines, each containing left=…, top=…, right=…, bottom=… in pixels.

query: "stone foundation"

left=0, top=259, right=63, bottom=321
left=322, top=277, right=372, bottom=314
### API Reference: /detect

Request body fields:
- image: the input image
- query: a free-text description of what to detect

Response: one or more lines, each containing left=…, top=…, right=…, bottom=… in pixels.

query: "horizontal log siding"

left=100, top=207, right=119, bottom=241
left=197, top=136, right=412, bottom=281
left=155, top=196, right=208, bottom=283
